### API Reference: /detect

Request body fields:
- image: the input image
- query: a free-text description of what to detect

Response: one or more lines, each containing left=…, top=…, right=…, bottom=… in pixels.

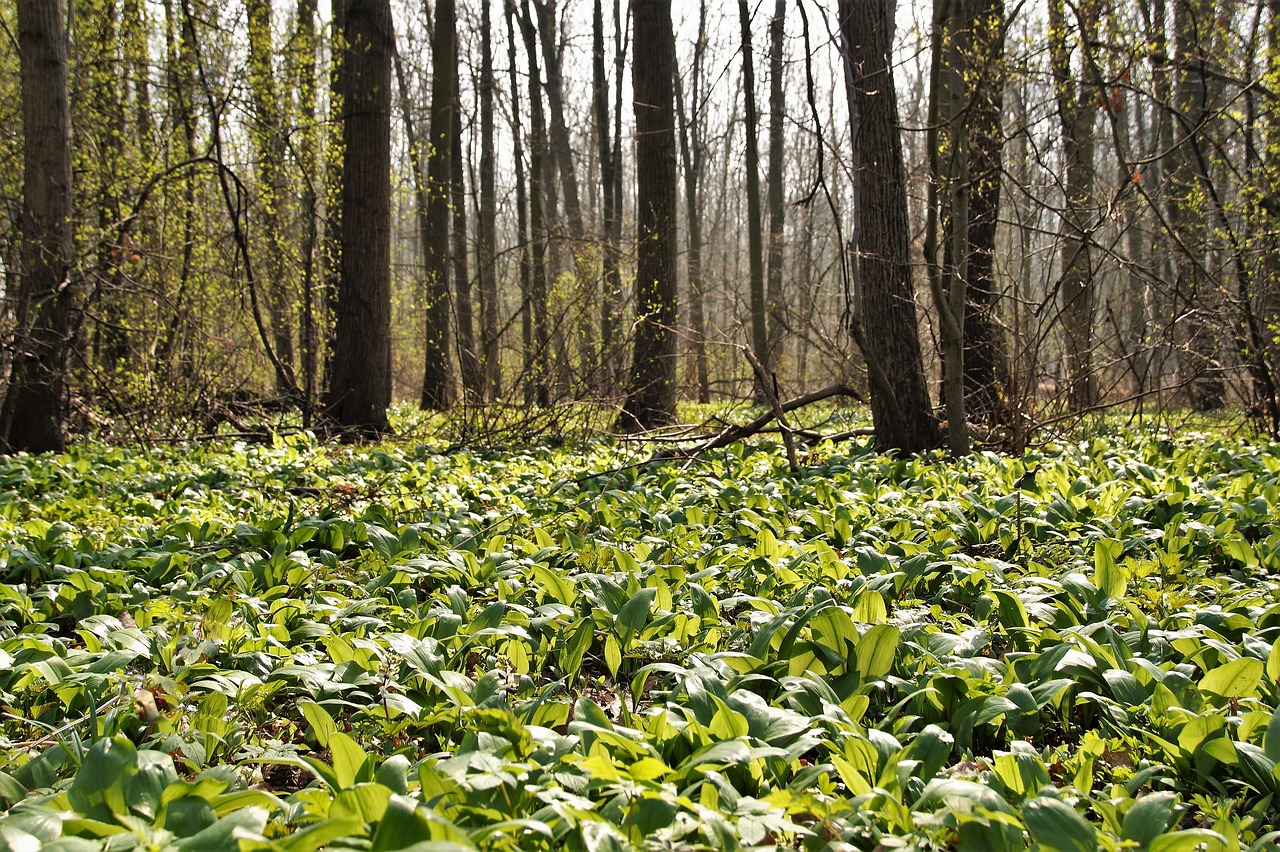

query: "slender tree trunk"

left=451, top=92, right=483, bottom=400
left=838, top=0, right=940, bottom=453
left=293, top=0, right=320, bottom=421
left=764, top=0, right=787, bottom=374
left=619, top=0, right=678, bottom=430
left=247, top=0, right=296, bottom=394
left=1049, top=0, right=1099, bottom=411
left=961, top=0, right=1007, bottom=422
left=421, top=0, right=457, bottom=410
left=594, top=0, right=623, bottom=391
left=479, top=0, right=500, bottom=399
left=325, top=0, right=393, bottom=434
left=738, top=0, right=768, bottom=401
left=675, top=0, right=710, bottom=404
left=3, top=0, right=78, bottom=452
left=506, top=0, right=534, bottom=402
left=520, top=0, right=551, bottom=407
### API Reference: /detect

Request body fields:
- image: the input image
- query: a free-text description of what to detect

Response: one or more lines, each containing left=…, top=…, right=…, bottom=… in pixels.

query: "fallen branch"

left=653, top=382, right=866, bottom=462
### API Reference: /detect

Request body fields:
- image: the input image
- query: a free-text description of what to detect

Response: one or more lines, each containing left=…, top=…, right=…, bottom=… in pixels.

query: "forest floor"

left=0, top=406, right=1277, bottom=850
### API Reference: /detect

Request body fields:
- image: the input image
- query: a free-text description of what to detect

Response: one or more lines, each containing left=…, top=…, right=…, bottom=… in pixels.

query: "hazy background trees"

left=0, top=0, right=1277, bottom=451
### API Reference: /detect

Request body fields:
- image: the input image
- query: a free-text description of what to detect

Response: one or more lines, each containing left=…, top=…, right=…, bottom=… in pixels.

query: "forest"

left=2, top=0, right=1280, bottom=849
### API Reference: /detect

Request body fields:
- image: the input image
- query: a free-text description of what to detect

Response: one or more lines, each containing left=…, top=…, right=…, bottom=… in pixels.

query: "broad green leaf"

left=66, top=736, right=138, bottom=821
left=299, top=699, right=337, bottom=747
left=1023, top=797, right=1096, bottom=852
left=1199, top=657, right=1263, bottom=699
left=371, top=794, right=473, bottom=851
left=604, top=634, right=622, bottom=678
left=329, top=733, right=371, bottom=790
left=561, top=617, right=594, bottom=683
left=1094, top=538, right=1126, bottom=600
left=1121, top=791, right=1177, bottom=848
left=1149, top=829, right=1229, bottom=852
left=173, top=806, right=269, bottom=851
left=616, top=587, right=656, bottom=646
left=331, top=782, right=392, bottom=823
left=855, top=624, right=899, bottom=681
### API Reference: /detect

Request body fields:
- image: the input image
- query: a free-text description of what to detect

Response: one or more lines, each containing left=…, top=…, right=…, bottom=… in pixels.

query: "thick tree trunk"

left=293, top=0, right=320, bottom=420
left=3, top=0, right=78, bottom=453
left=619, top=0, right=678, bottom=430
left=421, top=0, right=457, bottom=410
left=838, top=0, right=940, bottom=453
left=325, top=0, right=392, bottom=435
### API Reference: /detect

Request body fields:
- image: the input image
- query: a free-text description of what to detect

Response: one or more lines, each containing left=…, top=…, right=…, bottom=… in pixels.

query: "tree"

left=738, top=0, right=768, bottom=401
left=1049, top=0, right=1099, bottom=411
left=839, top=0, right=940, bottom=453
left=675, top=0, right=710, bottom=404
left=619, top=0, right=678, bottom=431
left=478, top=0, right=500, bottom=399
left=421, top=0, right=457, bottom=410
left=518, top=0, right=552, bottom=407
left=765, top=0, right=787, bottom=372
left=325, top=0, right=393, bottom=435
left=2, top=0, right=79, bottom=453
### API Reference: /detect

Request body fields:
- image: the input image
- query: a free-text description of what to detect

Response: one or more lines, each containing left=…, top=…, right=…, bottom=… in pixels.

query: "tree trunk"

left=505, top=0, right=535, bottom=403
left=765, top=0, right=787, bottom=374
left=3, top=0, right=78, bottom=453
left=451, top=92, right=483, bottom=400
left=247, top=0, right=296, bottom=394
left=619, top=0, right=678, bottom=431
left=838, top=0, right=940, bottom=453
left=675, top=0, right=710, bottom=405
left=519, top=0, right=551, bottom=407
left=479, top=0, right=500, bottom=399
left=325, top=0, right=393, bottom=435
left=738, top=0, right=768, bottom=401
left=594, top=0, right=623, bottom=392
left=293, top=0, right=320, bottom=421
left=421, top=0, right=457, bottom=410
left=1049, top=0, right=1099, bottom=411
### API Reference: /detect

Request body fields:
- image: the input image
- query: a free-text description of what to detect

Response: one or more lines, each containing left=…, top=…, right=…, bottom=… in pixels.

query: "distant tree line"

left=1, top=0, right=1278, bottom=454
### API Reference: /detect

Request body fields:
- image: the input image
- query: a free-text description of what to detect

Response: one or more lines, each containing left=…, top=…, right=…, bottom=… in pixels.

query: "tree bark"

left=738, top=0, right=768, bottom=401
left=765, top=0, right=787, bottom=374
left=519, top=0, right=551, bottom=407
left=325, top=0, right=393, bottom=435
left=421, top=0, right=457, bottom=410
left=619, top=0, right=678, bottom=431
left=675, top=0, right=710, bottom=405
left=479, top=0, right=500, bottom=399
left=505, top=0, right=534, bottom=404
left=3, top=0, right=79, bottom=453
left=451, top=90, right=483, bottom=400
left=1049, top=0, right=1099, bottom=411
left=594, top=0, right=623, bottom=391
left=838, top=0, right=940, bottom=453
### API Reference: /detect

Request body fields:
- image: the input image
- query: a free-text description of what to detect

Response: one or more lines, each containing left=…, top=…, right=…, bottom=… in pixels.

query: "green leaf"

left=1023, top=797, right=1096, bottom=852
left=299, top=699, right=337, bottom=747
left=1094, top=538, right=1126, bottom=600
left=1148, top=829, right=1230, bottom=852
left=173, top=806, right=269, bottom=851
left=616, top=588, right=657, bottom=646
left=331, top=782, right=392, bottom=823
left=604, top=634, right=622, bottom=678
left=1121, top=792, right=1177, bottom=848
left=1199, top=657, right=1264, bottom=699
left=376, top=755, right=411, bottom=796
left=277, top=818, right=365, bottom=852
left=329, top=732, right=371, bottom=789
left=371, top=794, right=474, bottom=851
left=67, top=736, right=138, bottom=821
left=854, top=624, right=899, bottom=681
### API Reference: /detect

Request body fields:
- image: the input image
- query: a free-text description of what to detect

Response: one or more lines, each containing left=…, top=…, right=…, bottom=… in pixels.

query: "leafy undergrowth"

left=0, top=422, right=1279, bottom=850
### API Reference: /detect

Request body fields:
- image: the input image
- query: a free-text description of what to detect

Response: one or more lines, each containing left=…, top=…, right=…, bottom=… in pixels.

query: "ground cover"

left=0, top=418, right=1278, bottom=850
